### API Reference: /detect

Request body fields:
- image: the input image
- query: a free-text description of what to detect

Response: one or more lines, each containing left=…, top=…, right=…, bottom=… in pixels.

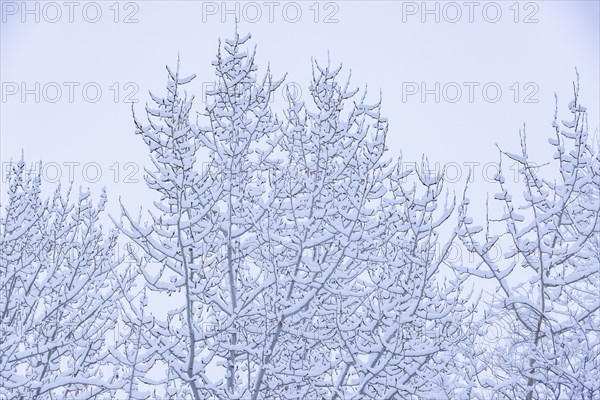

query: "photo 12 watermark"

left=398, top=160, right=542, bottom=184
left=200, top=80, right=307, bottom=104
left=1, top=161, right=142, bottom=184
left=200, top=1, right=339, bottom=23
left=400, top=82, right=539, bottom=104
left=1, top=81, right=139, bottom=104
left=1, top=1, right=140, bottom=24
left=400, top=1, right=539, bottom=24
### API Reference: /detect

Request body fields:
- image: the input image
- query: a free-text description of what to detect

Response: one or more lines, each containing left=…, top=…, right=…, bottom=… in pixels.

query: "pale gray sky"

left=1, top=1, right=599, bottom=218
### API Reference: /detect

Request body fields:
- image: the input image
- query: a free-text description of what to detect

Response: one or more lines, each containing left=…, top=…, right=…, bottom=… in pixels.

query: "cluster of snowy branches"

left=1, top=32, right=598, bottom=399
left=0, top=161, right=132, bottom=397
left=453, top=76, right=600, bottom=399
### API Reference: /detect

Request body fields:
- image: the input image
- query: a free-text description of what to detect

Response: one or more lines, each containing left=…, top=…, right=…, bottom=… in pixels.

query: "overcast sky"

left=1, top=0, right=599, bottom=218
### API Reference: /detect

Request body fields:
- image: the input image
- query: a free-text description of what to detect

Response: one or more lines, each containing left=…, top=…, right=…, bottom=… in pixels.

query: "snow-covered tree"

left=266, top=61, right=471, bottom=399
left=343, top=157, right=472, bottom=399
left=115, top=31, right=286, bottom=398
left=0, top=158, right=127, bottom=398
left=113, top=57, right=207, bottom=398
left=453, top=74, right=600, bottom=399
left=251, top=57, right=394, bottom=399
left=117, top=32, right=473, bottom=399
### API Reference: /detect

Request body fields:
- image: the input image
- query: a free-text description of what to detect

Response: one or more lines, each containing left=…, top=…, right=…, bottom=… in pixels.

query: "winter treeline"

left=1, top=32, right=598, bottom=399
